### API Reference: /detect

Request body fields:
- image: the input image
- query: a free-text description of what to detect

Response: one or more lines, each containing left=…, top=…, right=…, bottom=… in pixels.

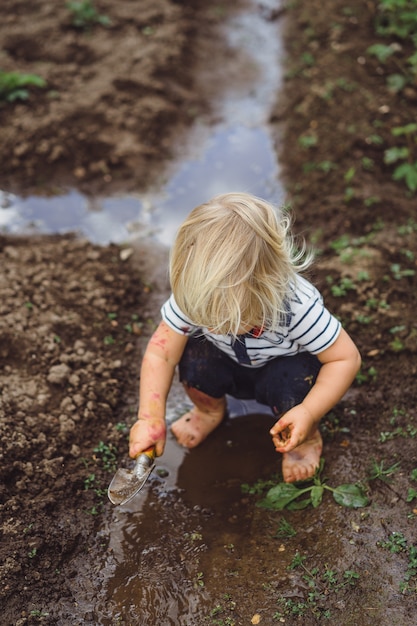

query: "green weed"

left=380, top=424, right=417, bottom=442
left=273, top=552, right=360, bottom=620
left=274, top=517, right=297, bottom=539
left=207, top=599, right=236, bottom=626
left=384, top=125, right=417, bottom=193
left=397, top=217, right=417, bottom=235
left=256, top=459, right=369, bottom=511
left=298, top=134, right=318, bottom=149
left=368, top=458, right=401, bottom=482
left=0, top=71, right=46, bottom=103
left=241, top=475, right=279, bottom=495
left=326, top=275, right=356, bottom=297
left=356, top=365, right=378, bottom=385
left=30, top=610, right=49, bottom=618
left=66, top=0, right=111, bottom=29
left=378, top=531, right=417, bottom=593
left=390, top=262, right=415, bottom=280
left=93, top=441, right=117, bottom=472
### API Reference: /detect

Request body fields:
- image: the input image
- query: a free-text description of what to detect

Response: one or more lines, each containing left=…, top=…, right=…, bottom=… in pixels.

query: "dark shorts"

left=179, top=335, right=322, bottom=416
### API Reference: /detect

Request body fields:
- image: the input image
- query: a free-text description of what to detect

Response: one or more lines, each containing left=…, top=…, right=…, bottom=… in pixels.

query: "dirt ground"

left=1, top=0, right=417, bottom=624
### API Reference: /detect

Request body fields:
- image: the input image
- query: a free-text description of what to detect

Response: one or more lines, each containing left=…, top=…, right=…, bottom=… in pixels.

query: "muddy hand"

left=129, top=417, right=166, bottom=458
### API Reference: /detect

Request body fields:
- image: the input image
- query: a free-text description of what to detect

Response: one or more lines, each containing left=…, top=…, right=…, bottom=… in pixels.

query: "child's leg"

left=171, top=335, right=234, bottom=448
left=171, top=386, right=226, bottom=448
left=255, top=353, right=323, bottom=483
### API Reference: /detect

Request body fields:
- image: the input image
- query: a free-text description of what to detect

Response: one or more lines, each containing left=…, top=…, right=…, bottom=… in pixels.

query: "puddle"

left=93, top=414, right=280, bottom=625
left=0, top=0, right=285, bottom=247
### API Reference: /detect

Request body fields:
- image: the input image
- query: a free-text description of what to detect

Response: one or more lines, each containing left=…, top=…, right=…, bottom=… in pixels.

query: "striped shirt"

left=161, top=275, right=341, bottom=368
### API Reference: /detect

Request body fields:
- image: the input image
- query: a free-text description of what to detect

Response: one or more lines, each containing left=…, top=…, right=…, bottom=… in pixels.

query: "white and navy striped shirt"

left=161, top=275, right=341, bottom=368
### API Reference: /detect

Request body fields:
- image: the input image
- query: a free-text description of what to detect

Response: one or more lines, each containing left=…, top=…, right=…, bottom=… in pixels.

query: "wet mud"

left=1, top=0, right=417, bottom=624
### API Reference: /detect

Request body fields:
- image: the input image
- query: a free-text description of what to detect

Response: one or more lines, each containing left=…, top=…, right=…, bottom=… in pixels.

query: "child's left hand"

left=269, top=404, right=316, bottom=453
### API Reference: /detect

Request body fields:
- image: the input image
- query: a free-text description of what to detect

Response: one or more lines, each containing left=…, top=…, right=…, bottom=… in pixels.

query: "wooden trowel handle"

left=141, top=446, right=156, bottom=460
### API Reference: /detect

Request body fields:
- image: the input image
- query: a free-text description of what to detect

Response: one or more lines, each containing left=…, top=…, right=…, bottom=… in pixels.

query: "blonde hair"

left=170, top=192, right=313, bottom=336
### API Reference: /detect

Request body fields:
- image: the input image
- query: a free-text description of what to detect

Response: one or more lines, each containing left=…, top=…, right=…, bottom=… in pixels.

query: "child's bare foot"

left=282, top=429, right=323, bottom=483
left=171, top=406, right=225, bottom=448
left=171, top=387, right=226, bottom=448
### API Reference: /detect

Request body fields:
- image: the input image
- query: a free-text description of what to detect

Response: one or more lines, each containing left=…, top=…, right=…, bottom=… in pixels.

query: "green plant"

left=407, top=487, right=417, bottom=503
left=93, top=441, right=117, bottom=472
left=30, top=610, right=50, bottom=618
left=298, top=133, right=318, bottom=149
left=378, top=531, right=417, bottom=593
left=368, top=458, right=400, bottom=482
left=273, top=552, right=360, bottom=620
left=241, top=475, right=278, bottom=495
left=384, top=125, right=417, bottom=192
left=84, top=473, right=96, bottom=490
left=326, top=275, right=356, bottom=297
left=398, top=217, right=417, bottom=235
left=66, top=0, right=111, bottom=29
left=379, top=423, right=417, bottom=442
left=321, top=412, right=350, bottom=437
left=257, top=460, right=369, bottom=511
left=274, top=517, right=297, bottom=539
left=0, top=71, right=46, bottom=103
left=390, top=262, right=415, bottom=280
left=356, top=365, right=378, bottom=385
left=367, top=42, right=398, bottom=63
left=375, top=0, right=417, bottom=43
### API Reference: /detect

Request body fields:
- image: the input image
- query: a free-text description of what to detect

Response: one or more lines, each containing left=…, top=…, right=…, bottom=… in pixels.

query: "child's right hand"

left=129, top=417, right=167, bottom=459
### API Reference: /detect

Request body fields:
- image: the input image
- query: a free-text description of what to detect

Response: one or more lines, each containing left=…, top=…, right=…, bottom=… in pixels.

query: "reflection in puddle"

left=0, top=0, right=285, bottom=247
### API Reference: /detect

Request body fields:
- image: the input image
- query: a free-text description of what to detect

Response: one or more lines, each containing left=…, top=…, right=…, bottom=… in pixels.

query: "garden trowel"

left=108, top=446, right=156, bottom=505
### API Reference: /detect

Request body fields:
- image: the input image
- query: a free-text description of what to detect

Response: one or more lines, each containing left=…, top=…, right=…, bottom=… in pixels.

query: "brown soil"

left=1, top=0, right=417, bottom=624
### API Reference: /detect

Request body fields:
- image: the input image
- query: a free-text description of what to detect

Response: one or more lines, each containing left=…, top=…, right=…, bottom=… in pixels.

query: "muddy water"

left=0, top=0, right=284, bottom=247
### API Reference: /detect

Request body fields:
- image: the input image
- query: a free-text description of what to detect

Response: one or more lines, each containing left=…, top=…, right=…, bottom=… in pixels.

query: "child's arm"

left=129, top=321, right=188, bottom=458
left=270, top=328, right=361, bottom=453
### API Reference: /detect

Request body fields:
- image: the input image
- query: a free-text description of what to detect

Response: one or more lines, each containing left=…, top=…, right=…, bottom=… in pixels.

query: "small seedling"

left=241, top=475, right=278, bottom=495
left=356, top=366, right=378, bottom=385
left=66, top=0, right=111, bottom=29
left=379, top=531, right=408, bottom=554
left=274, top=552, right=360, bottom=620
left=0, top=71, right=46, bottom=103
left=326, top=275, right=356, bottom=297
left=298, top=134, right=318, bottom=149
left=368, top=459, right=400, bottom=482
left=257, top=460, right=369, bottom=511
left=93, top=441, right=117, bottom=472
left=274, top=517, right=297, bottom=539
left=390, top=263, right=415, bottom=280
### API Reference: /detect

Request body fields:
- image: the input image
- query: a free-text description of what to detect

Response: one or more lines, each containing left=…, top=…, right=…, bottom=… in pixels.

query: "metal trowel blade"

left=108, top=450, right=155, bottom=506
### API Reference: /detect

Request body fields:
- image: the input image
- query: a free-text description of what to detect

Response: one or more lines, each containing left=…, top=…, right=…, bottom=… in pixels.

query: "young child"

left=129, top=193, right=361, bottom=483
